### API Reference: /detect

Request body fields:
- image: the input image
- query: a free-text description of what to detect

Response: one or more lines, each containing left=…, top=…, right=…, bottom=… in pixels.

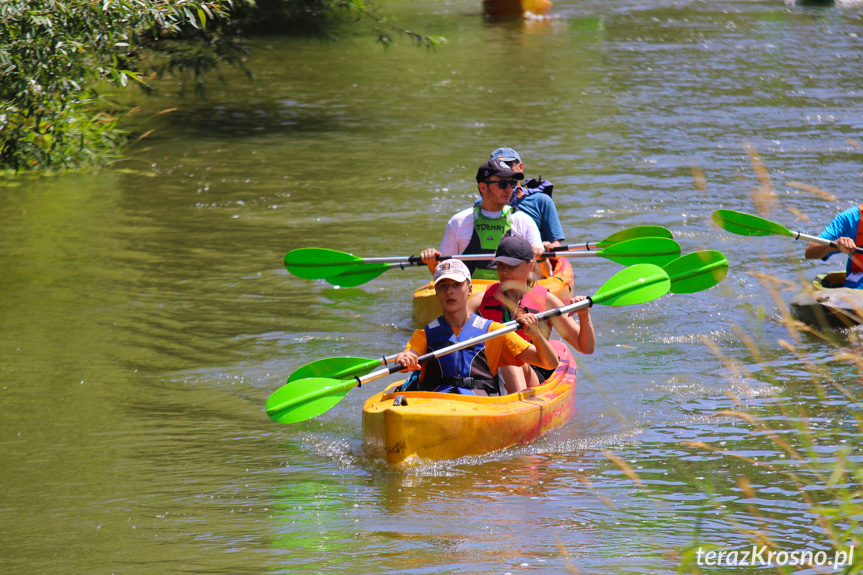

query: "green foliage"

left=0, top=0, right=254, bottom=171
left=239, top=0, right=445, bottom=48
left=0, top=0, right=443, bottom=172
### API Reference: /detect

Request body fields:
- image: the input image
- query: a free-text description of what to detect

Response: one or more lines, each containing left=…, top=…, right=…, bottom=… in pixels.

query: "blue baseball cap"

left=490, top=147, right=522, bottom=162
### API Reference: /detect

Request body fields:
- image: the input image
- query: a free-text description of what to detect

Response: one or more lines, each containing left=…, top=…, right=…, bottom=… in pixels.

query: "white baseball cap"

left=433, top=259, right=471, bottom=286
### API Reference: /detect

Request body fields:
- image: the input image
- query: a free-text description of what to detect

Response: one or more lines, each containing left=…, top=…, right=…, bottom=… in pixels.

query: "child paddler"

left=394, top=259, right=559, bottom=396
left=467, top=235, right=594, bottom=392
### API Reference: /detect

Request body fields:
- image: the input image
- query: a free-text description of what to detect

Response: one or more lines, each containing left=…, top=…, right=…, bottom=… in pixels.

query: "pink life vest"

left=479, top=282, right=550, bottom=342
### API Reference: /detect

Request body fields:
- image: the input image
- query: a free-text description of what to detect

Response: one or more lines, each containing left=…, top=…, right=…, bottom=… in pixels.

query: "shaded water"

left=2, top=0, right=863, bottom=573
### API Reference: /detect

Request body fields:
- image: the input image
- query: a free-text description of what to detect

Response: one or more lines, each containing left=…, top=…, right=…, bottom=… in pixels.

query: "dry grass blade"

left=787, top=206, right=810, bottom=223
left=691, top=165, right=707, bottom=193
left=603, top=451, right=645, bottom=488
left=785, top=180, right=837, bottom=202
left=744, top=142, right=779, bottom=214
left=555, top=536, right=579, bottom=574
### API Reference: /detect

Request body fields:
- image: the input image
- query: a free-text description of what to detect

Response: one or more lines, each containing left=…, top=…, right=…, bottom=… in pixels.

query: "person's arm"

left=395, top=330, right=426, bottom=371
left=420, top=248, right=441, bottom=274
left=442, top=208, right=474, bottom=258
left=547, top=293, right=594, bottom=354
left=805, top=237, right=857, bottom=259
left=513, top=312, right=558, bottom=370
left=512, top=213, right=544, bottom=259
left=805, top=208, right=857, bottom=260
left=540, top=194, right=566, bottom=246
left=422, top=214, right=463, bottom=274
left=467, top=291, right=483, bottom=315
left=395, top=349, right=420, bottom=371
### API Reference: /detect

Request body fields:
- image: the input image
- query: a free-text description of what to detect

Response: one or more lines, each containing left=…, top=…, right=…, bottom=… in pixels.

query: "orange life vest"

left=851, top=204, right=863, bottom=274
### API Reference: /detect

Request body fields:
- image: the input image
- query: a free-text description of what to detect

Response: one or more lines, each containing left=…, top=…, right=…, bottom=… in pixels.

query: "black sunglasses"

left=484, top=179, right=518, bottom=190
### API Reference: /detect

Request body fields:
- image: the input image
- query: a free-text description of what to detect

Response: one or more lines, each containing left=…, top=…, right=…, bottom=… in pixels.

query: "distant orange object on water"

left=483, top=0, right=552, bottom=18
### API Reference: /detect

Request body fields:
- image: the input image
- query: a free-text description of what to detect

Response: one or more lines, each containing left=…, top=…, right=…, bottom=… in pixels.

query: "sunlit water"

left=2, top=0, right=863, bottom=573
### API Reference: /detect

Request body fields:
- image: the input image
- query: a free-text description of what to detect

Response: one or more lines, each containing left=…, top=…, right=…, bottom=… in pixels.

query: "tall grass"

left=606, top=152, right=863, bottom=574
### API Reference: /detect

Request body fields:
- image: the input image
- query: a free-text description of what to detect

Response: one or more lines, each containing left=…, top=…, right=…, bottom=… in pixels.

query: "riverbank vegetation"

left=0, top=1, right=441, bottom=173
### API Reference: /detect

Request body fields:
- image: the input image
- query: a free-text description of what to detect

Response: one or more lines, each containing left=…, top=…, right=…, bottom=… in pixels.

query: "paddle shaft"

left=355, top=297, right=593, bottom=387
left=354, top=261, right=674, bottom=387
left=552, top=240, right=607, bottom=252
left=331, top=354, right=398, bottom=378
left=325, top=241, right=674, bottom=267
left=344, top=252, right=583, bottom=266
left=794, top=231, right=863, bottom=254
left=351, top=250, right=698, bottom=387
left=714, top=209, right=863, bottom=254
left=345, top=249, right=668, bottom=266
left=551, top=226, right=674, bottom=252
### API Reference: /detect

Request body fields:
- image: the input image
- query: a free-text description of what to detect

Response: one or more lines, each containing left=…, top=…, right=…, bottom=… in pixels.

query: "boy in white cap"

left=395, top=259, right=558, bottom=395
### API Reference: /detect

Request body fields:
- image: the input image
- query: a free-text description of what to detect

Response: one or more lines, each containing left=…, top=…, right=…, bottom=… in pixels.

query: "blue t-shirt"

left=512, top=191, right=566, bottom=243
left=817, top=205, right=862, bottom=288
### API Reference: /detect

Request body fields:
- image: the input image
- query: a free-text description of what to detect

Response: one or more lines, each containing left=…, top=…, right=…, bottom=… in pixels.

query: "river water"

left=2, top=0, right=863, bottom=573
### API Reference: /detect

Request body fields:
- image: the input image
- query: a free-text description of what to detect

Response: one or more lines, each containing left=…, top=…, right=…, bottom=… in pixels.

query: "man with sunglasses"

left=420, top=158, right=543, bottom=280
left=487, top=146, right=565, bottom=252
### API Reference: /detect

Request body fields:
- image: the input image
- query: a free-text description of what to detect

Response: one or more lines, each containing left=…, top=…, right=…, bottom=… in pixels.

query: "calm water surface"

left=2, top=0, right=863, bottom=573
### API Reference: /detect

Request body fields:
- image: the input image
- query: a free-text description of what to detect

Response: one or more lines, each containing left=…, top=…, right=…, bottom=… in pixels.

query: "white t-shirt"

left=439, top=207, right=543, bottom=256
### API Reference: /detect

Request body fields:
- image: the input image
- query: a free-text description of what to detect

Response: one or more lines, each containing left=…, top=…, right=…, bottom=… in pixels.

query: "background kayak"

left=790, top=272, right=863, bottom=329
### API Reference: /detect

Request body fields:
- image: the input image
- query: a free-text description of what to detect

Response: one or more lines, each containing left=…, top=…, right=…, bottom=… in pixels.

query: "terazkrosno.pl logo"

left=695, top=545, right=854, bottom=570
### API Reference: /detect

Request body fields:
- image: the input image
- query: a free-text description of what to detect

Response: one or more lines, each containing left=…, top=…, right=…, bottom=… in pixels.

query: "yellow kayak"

left=362, top=340, right=576, bottom=467
left=412, top=257, right=575, bottom=327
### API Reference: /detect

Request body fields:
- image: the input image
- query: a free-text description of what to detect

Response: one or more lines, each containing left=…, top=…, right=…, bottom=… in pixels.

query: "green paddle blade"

left=266, top=377, right=356, bottom=424
left=599, top=237, right=681, bottom=267
left=284, top=248, right=363, bottom=279
left=325, top=263, right=392, bottom=287
left=287, top=357, right=383, bottom=383
left=597, top=225, right=673, bottom=247
left=712, top=210, right=793, bottom=238
left=591, top=263, right=670, bottom=306
left=664, top=250, right=729, bottom=294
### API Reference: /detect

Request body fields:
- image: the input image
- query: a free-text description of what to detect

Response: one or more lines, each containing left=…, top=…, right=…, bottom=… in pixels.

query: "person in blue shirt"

left=483, top=147, right=566, bottom=251
left=804, top=204, right=863, bottom=288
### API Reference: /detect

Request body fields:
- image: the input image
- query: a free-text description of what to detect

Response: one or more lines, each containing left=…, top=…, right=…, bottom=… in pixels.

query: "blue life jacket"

left=401, top=314, right=503, bottom=395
